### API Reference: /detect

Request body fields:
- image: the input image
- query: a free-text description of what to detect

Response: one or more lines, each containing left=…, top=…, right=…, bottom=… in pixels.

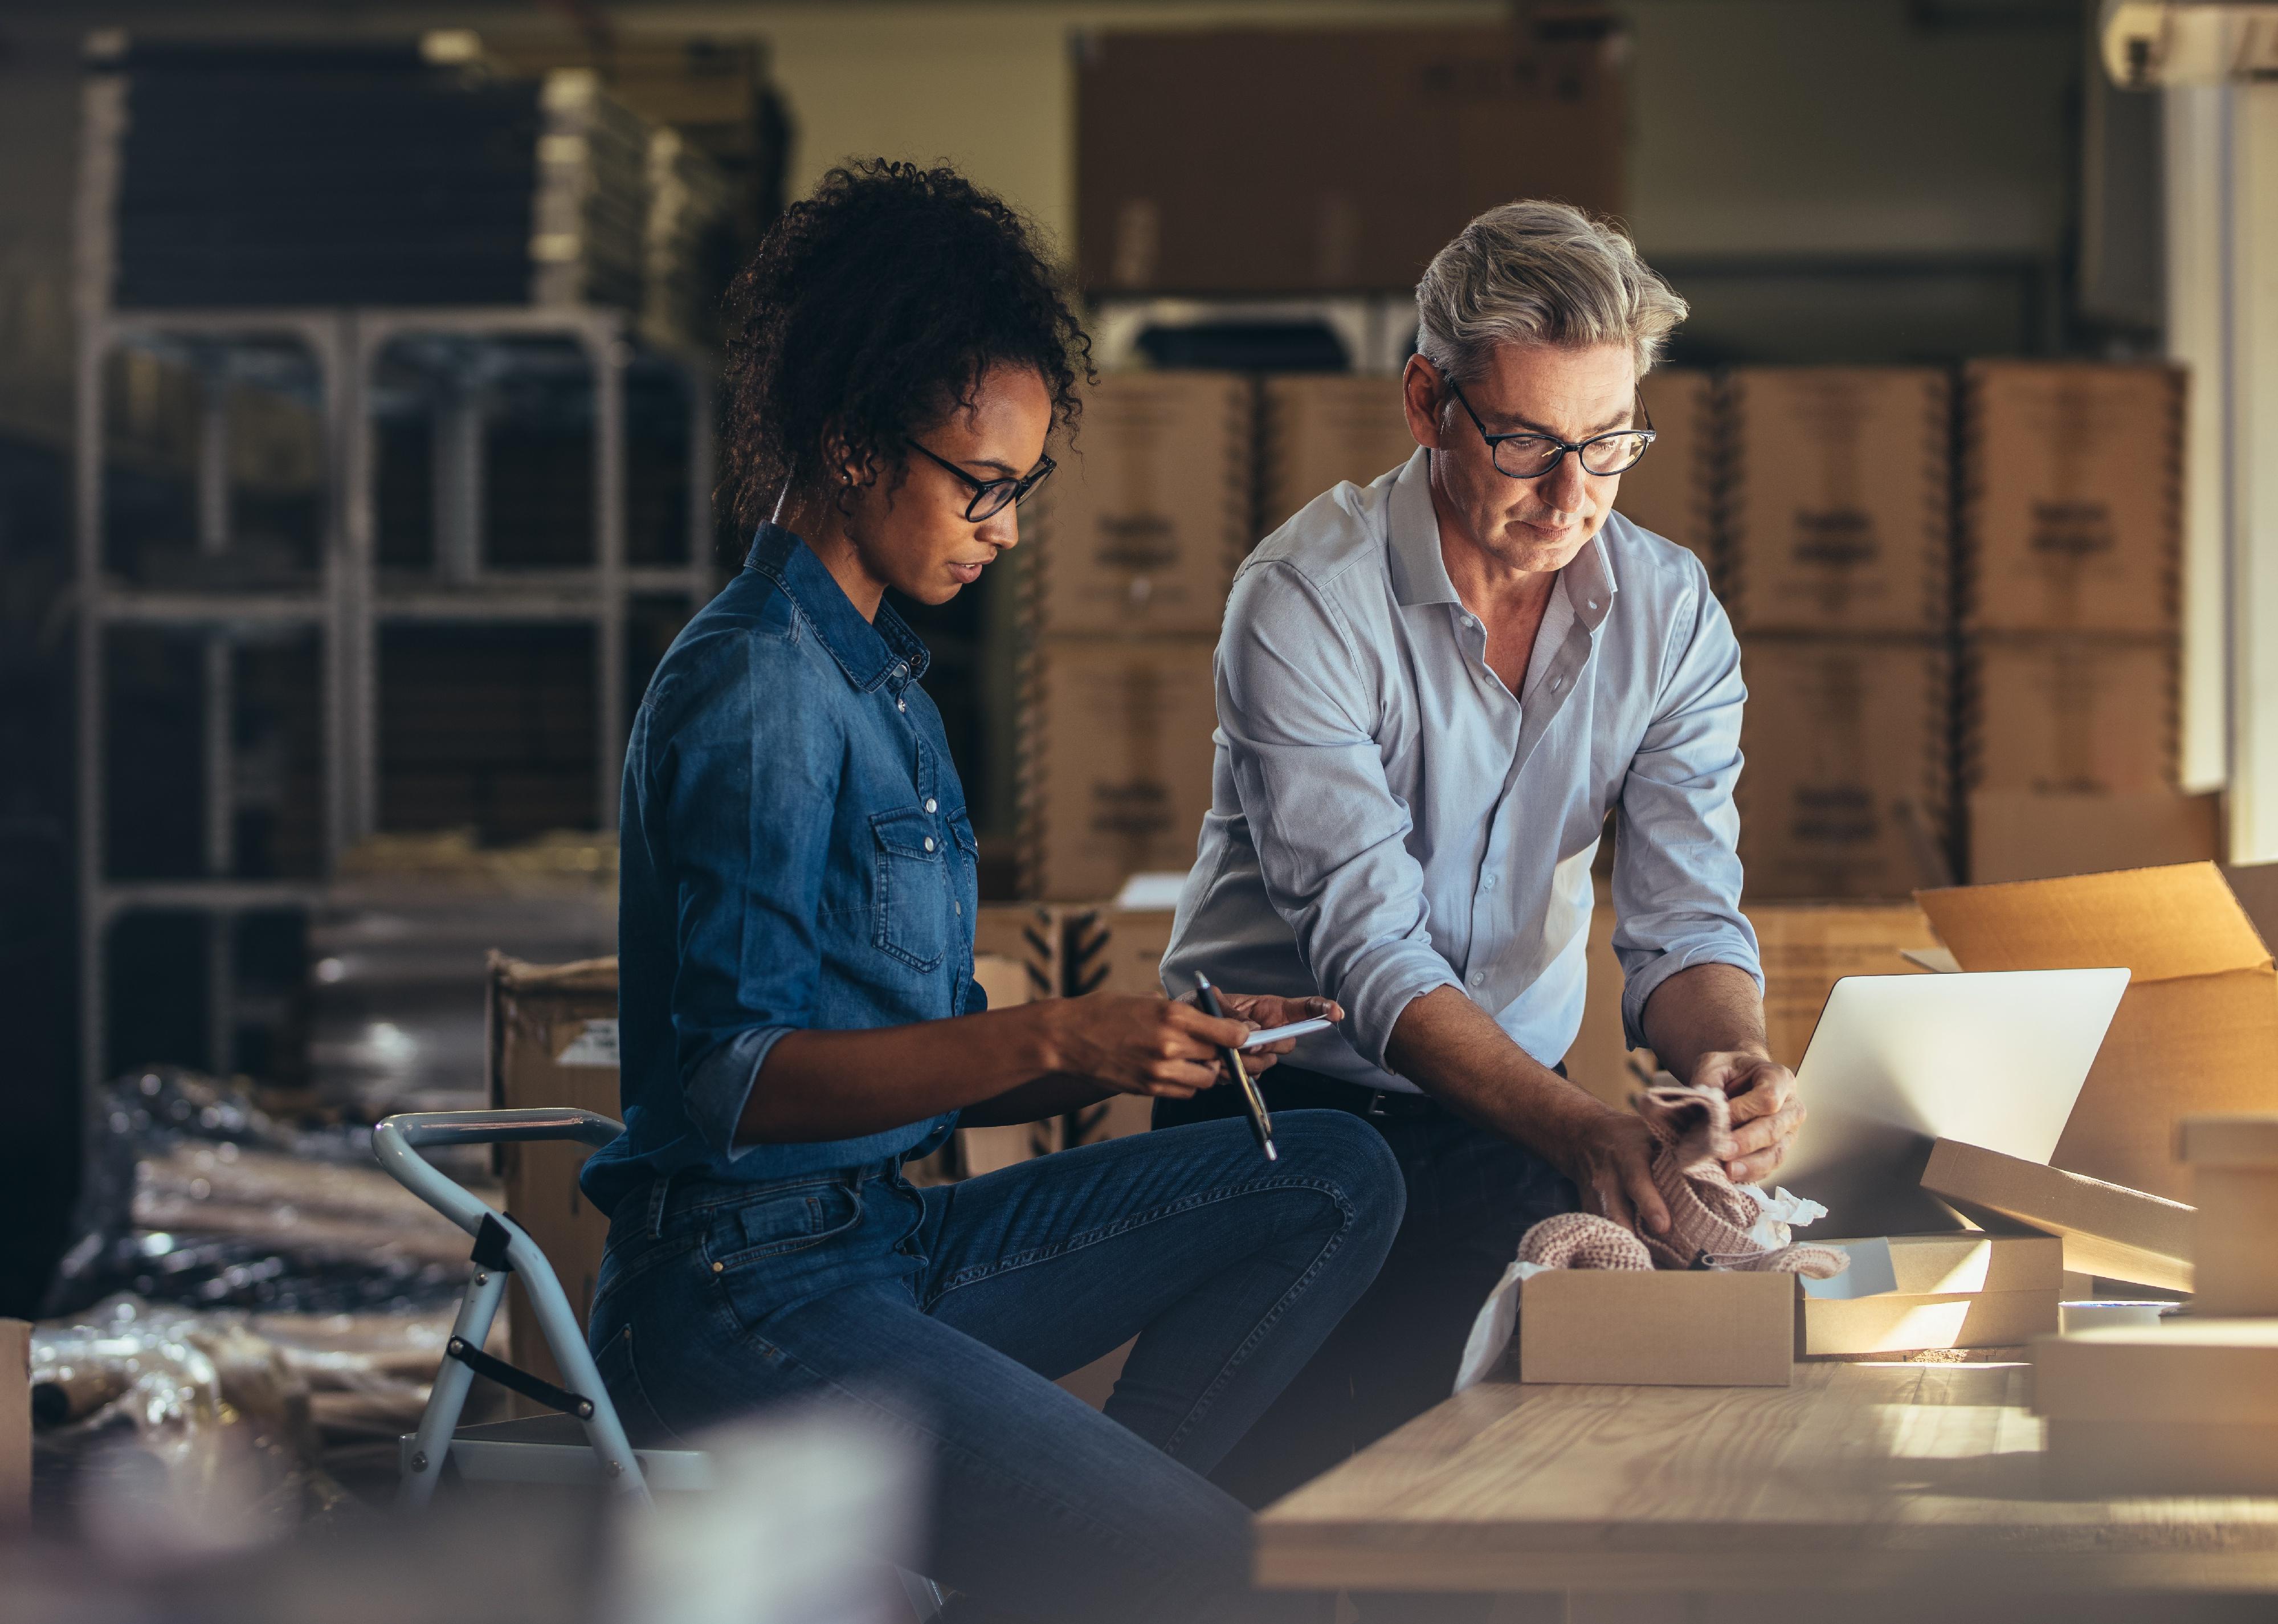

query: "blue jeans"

left=586, top=1110, right=1404, bottom=1623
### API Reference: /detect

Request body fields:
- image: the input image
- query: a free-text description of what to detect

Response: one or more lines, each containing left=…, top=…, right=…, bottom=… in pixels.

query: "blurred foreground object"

left=2102, top=1, right=2278, bottom=87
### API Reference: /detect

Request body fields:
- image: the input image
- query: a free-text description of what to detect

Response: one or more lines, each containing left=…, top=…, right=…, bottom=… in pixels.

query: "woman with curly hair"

left=579, top=160, right=1402, bottom=1622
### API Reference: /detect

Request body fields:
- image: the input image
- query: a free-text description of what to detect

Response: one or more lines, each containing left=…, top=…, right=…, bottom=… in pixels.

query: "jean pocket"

left=590, top=1323, right=680, bottom=1447
left=705, top=1179, right=864, bottom=1271
left=869, top=806, right=948, bottom=972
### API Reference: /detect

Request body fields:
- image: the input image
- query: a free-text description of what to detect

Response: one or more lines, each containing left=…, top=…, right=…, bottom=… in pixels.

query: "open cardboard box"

left=1798, top=1233, right=2062, bottom=1355
left=1914, top=863, right=2278, bottom=1204
left=1518, top=1270, right=1797, bottom=1387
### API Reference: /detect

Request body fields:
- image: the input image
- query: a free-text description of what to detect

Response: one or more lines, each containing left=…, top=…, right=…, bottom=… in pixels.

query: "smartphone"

left=1239, top=1017, right=1334, bottom=1050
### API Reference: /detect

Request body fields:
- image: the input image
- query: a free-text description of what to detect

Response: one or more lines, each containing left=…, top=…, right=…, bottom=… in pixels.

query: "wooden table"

left=1255, top=1362, right=2278, bottom=1600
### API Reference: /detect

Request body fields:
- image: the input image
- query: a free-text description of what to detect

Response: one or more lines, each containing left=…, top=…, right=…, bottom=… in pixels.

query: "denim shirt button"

left=897, top=697, right=907, bottom=712
left=924, top=797, right=937, bottom=813
left=923, top=837, right=936, bottom=852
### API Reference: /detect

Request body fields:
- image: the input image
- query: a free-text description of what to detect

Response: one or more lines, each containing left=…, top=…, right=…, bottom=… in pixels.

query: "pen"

left=1194, top=974, right=1277, bottom=1162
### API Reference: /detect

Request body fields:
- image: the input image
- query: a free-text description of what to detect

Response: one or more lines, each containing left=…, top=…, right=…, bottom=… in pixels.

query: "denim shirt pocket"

left=869, top=806, right=950, bottom=971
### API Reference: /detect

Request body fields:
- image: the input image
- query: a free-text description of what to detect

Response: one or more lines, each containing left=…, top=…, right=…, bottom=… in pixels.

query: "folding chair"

left=374, top=1108, right=944, bottom=1618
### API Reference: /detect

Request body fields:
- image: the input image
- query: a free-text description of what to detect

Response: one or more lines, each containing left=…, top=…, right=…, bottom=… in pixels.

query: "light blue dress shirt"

left=1161, top=446, right=1762, bottom=1095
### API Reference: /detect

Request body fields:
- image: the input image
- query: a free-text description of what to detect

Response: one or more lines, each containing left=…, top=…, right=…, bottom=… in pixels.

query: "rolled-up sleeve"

left=1219, top=562, right=1461, bottom=1070
left=658, top=638, right=843, bottom=1157
left=1612, top=577, right=1762, bottom=1049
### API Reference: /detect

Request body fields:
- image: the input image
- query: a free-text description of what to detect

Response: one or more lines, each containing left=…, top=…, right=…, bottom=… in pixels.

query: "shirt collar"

left=745, top=523, right=932, bottom=692
left=1383, top=446, right=1620, bottom=629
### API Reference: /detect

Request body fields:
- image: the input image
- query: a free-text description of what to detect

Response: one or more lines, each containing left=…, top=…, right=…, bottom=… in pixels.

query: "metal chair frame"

left=374, top=1107, right=652, bottom=1508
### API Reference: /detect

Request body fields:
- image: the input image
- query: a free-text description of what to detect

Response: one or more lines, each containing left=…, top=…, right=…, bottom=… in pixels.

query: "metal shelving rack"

left=75, top=303, right=717, bottom=1123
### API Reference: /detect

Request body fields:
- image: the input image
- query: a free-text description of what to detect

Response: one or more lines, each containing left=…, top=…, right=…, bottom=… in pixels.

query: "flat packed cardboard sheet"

left=2043, top=1416, right=2278, bottom=1496
left=1737, top=636, right=1949, bottom=901
left=1965, top=635, right=2177, bottom=795
left=1919, top=1137, right=2193, bottom=1291
left=1076, top=26, right=1622, bottom=293
left=0, top=1319, right=24, bottom=1524
left=1967, top=790, right=2219, bottom=884
left=1801, top=1288, right=2056, bottom=1356
left=1726, top=368, right=1950, bottom=634
left=1259, top=376, right=1415, bottom=536
left=1916, top=864, right=2278, bottom=1199
left=1028, top=373, right=1254, bottom=636
left=488, top=953, right=620, bottom=1397
left=1022, top=639, right=1218, bottom=901
left=1611, top=368, right=1716, bottom=575
left=1518, top=1270, right=1794, bottom=1387
left=1962, top=361, right=2183, bottom=635
left=2032, top=1320, right=2278, bottom=1423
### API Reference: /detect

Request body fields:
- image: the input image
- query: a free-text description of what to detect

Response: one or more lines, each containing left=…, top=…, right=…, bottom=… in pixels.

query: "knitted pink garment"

left=1516, top=1082, right=1848, bottom=1279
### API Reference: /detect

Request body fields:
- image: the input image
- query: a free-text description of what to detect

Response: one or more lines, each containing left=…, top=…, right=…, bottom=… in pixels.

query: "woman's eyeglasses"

left=905, top=439, right=1058, bottom=521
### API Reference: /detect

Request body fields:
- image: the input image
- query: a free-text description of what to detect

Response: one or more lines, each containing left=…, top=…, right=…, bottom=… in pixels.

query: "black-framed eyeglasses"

left=905, top=439, right=1056, bottom=521
left=1445, top=379, right=1655, bottom=480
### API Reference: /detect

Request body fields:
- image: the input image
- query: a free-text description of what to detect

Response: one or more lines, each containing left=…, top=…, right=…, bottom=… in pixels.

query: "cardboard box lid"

left=1920, top=1137, right=2193, bottom=1292
left=1818, top=1231, right=2064, bottom=1296
left=2177, top=1114, right=2278, bottom=1168
left=1917, top=863, right=2271, bottom=985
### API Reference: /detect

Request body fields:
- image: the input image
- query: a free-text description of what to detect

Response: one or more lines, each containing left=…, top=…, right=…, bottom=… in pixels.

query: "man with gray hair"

left=1157, top=201, right=1804, bottom=1512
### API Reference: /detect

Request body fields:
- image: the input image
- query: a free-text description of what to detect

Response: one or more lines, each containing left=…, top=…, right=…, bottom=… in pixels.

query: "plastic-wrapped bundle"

left=47, top=1068, right=486, bottom=1319
left=31, top=1295, right=320, bottom=1538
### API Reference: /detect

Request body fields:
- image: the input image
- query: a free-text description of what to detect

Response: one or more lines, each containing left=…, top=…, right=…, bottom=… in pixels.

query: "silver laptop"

left=1780, top=968, right=2131, bottom=1237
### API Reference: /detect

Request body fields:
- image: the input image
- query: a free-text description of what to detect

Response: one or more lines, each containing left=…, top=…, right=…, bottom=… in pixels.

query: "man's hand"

left=1560, top=1111, right=1675, bottom=1237
left=1691, top=1051, right=1805, bottom=1184
left=1172, top=991, right=1342, bottom=1078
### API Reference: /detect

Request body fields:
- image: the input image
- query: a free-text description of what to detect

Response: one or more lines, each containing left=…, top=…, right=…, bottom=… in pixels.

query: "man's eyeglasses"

left=905, top=439, right=1056, bottom=521
left=1445, top=379, right=1655, bottom=480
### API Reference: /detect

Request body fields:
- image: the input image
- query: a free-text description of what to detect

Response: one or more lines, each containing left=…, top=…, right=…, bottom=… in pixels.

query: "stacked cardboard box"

left=2030, top=1115, right=2278, bottom=1494
left=1724, top=369, right=1953, bottom=903
left=1258, top=374, right=1415, bottom=537
left=1611, top=367, right=1716, bottom=575
left=1958, top=362, right=2207, bottom=882
left=1018, top=373, right=1253, bottom=901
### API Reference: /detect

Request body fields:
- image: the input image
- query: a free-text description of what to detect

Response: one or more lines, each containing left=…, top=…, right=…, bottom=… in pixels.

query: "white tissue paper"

left=1735, top=1185, right=1828, bottom=1250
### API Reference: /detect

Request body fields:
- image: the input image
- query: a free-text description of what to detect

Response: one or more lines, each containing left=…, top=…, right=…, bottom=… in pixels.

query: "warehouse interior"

left=4, top=0, right=2278, bottom=1618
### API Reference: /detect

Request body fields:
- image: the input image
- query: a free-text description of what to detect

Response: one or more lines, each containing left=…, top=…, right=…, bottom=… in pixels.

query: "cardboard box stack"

left=1958, top=362, right=2209, bottom=883
left=1723, top=369, right=1954, bottom=902
left=1610, top=367, right=1716, bottom=575
left=1258, top=374, right=1416, bottom=536
left=2030, top=1115, right=2278, bottom=1495
left=1018, top=372, right=1253, bottom=901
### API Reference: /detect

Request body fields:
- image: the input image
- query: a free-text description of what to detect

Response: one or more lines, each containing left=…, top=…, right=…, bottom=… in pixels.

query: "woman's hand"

left=1170, top=991, right=1342, bottom=1078
left=1031, top=991, right=1342, bottom=1099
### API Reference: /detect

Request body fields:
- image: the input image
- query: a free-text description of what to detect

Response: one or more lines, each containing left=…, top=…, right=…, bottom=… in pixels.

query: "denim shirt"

left=581, top=525, right=977, bottom=1215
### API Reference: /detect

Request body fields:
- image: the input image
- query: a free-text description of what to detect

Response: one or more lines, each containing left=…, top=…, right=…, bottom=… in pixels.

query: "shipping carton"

left=1916, top=864, right=2278, bottom=1201
left=2178, top=1114, right=2278, bottom=1316
left=1725, top=368, right=1950, bottom=634
left=487, top=953, right=621, bottom=1395
left=1919, top=1137, right=2193, bottom=1291
left=2032, top=1319, right=2278, bottom=1424
left=1260, top=375, right=1416, bottom=536
left=1076, top=25, right=1623, bottom=293
left=1020, top=640, right=1219, bottom=901
left=1801, top=1288, right=2058, bottom=1357
left=1967, top=790, right=2220, bottom=884
left=1737, top=635, right=1951, bottom=901
left=1027, top=372, right=1255, bottom=637
left=1963, top=634, right=2177, bottom=794
left=1611, top=368, right=1717, bottom=576
left=0, top=1319, right=25, bottom=1525
left=971, top=903, right=1066, bottom=1006
left=1518, top=1270, right=1795, bottom=1386
left=1961, top=361, right=2183, bottom=634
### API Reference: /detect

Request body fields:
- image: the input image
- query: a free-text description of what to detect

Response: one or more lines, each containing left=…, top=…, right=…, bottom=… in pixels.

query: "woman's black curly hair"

left=719, top=159, right=1093, bottom=532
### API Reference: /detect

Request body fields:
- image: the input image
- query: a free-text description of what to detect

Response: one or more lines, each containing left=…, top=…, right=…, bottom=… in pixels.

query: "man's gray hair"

left=1414, top=201, right=1687, bottom=385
